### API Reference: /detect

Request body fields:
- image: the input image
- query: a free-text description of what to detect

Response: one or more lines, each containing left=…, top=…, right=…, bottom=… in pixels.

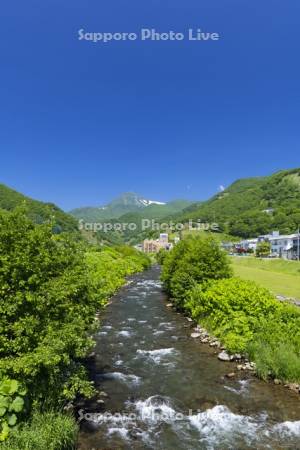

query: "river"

left=78, top=265, right=300, bottom=450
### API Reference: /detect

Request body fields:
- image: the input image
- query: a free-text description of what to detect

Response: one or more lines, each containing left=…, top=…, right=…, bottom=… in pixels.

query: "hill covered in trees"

left=0, top=183, right=78, bottom=232
left=167, top=168, right=300, bottom=238
left=71, top=169, right=300, bottom=244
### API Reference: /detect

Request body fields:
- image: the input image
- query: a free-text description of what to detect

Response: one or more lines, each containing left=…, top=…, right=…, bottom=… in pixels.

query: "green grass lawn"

left=230, top=256, right=300, bottom=299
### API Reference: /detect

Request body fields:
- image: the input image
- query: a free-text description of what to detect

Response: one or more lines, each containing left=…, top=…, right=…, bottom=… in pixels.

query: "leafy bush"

left=161, top=234, right=232, bottom=307
left=0, top=209, right=98, bottom=404
left=156, top=248, right=168, bottom=265
left=86, top=246, right=150, bottom=303
left=255, top=241, right=271, bottom=257
left=185, top=278, right=300, bottom=382
left=0, top=209, right=150, bottom=412
left=0, top=378, right=27, bottom=441
left=0, top=411, right=77, bottom=450
left=185, top=278, right=279, bottom=352
left=247, top=304, right=300, bottom=382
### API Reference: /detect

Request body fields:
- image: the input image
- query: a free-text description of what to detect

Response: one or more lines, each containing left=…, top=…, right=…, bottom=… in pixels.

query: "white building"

left=236, top=230, right=300, bottom=259
left=268, top=234, right=298, bottom=259
left=239, top=238, right=258, bottom=251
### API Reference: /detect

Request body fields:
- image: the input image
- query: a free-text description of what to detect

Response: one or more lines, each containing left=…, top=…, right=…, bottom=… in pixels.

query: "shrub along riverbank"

left=160, top=235, right=300, bottom=385
left=0, top=209, right=150, bottom=448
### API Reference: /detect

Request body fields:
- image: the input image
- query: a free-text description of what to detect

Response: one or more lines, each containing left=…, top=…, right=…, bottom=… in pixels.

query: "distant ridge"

left=167, top=168, right=300, bottom=238
left=69, top=192, right=191, bottom=222
left=0, top=183, right=78, bottom=232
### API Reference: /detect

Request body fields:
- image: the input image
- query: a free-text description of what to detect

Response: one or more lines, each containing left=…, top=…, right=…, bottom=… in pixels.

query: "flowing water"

left=78, top=266, right=300, bottom=450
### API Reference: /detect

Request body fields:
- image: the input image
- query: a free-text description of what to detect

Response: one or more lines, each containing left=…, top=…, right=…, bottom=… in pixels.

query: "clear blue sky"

left=1, top=0, right=299, bottom=210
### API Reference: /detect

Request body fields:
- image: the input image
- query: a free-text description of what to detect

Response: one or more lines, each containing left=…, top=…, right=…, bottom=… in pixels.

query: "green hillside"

left=70, top=192, right=158, bottom=221
left=169, top=168, right=300, bottom=238
left=0, top=183, right=78, bottom=232
left=69, top=193, right=192, bottom=223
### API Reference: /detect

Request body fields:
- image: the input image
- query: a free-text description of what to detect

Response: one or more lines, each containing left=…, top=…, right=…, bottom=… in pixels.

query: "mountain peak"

left=109, top=192, right=166, bottom=208
left=69, top=192, right=168, bottom=221
left=69, top=192, right=192, bottom=223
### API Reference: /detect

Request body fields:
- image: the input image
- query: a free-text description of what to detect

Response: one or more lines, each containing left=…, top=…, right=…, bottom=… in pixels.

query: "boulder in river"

left=191, top=332, right=201, bottom=338
left=218, top=351, right=231, bottom=362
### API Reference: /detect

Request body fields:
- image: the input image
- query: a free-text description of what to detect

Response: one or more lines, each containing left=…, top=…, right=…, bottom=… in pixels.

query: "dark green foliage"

left=0, top=209, right=99, bottom=403
left=161, top=234, right=232, bottom=307
left=0, top=183, right=78, bottom=232
left=168, top=168, right=300, bottom=238
left=0, top=209, right=150, bottom=409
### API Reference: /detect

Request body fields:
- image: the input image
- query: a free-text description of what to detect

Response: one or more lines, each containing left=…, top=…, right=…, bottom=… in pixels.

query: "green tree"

left=256, top=241, right=271, bottom=257
left=161, top=234, right=232, bottom=307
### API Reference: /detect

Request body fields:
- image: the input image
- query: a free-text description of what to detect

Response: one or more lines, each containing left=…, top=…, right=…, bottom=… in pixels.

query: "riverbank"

left=0, top=209, right=151, bottom=449
left=160, top=235, right=300, bottom=387
left=169, top=302, right=300, bottom=395
left=77, top=266, right=300, bottom=450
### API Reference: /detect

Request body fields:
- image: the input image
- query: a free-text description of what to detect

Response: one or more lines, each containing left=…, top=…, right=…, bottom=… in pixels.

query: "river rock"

left=191, top=333, right=201, bottom=338
left=218, top=351, right=231, bottom=362
left=187, top=318, right=193, bottom=322
left=226, top=372, right=236, bottom=378
left=285, top=383, right=300, bottom=393
left=274, top=379, right=282, bottom=385
left=99, top=391, right=108, bottom=397
left=166, top=303, right=173, bottom=307
left=231, top=353, right=242, bottom=361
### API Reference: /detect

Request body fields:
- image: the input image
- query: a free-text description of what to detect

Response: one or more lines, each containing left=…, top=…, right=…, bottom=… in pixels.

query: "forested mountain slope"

left=0, top=183, right=78, bottom=232
left=168, top=168, right=300, bottom=238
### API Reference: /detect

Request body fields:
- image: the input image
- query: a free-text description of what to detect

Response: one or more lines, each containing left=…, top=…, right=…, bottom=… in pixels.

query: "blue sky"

left=0, top=0, right=299, bottom=210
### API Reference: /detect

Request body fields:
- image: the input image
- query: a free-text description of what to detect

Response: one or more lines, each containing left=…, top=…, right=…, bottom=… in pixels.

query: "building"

left=159, top=233, right=169, bottom=244
left=236, top=238, right=258, bottom=252
left=142, top=239, right=163, bottom=253
left=292, top=235, right=300, bottom=260
left=237, top=230, right=300, bottom=260
left=142, top=233, right=173, bottom=253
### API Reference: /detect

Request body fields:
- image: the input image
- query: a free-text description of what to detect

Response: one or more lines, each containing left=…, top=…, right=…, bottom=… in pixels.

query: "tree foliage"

left=0, top=209, right=150, bottom=419
left=161, top=234, right=232, bottom=307
left=168, top=168, right=300, bottom=238
left=0, top=184, right=78, bottom=232
left=255, top=241, right=271, bottom=257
